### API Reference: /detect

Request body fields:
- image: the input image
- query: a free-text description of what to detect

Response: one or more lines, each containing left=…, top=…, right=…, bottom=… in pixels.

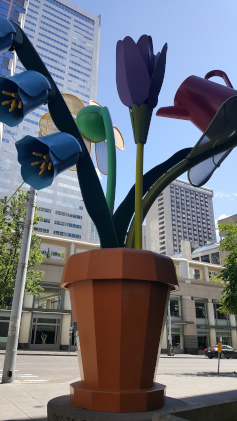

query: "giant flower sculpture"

left=16, top=132, right=82, bottom=190
left=0, top=16, right=15, bottom=55
left=116, top=35, right=167, bottom=248
left=0, top=17, right=235, bottom=251
left=39, top=94, right=124, bottom=214
left=0, top=71, right=51, bottom=126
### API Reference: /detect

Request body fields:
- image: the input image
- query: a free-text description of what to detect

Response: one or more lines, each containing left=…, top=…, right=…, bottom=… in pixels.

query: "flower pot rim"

left=60, top=248, right=178, bottom=290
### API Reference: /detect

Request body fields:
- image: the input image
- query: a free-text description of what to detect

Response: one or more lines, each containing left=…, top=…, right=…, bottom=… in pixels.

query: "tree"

left=211, top=221, right=237, bottom=315
left=0, top=189, right=44, bottom=307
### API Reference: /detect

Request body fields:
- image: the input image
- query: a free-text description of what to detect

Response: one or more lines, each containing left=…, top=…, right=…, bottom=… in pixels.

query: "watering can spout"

left=156, top=105, right=190, bottom=120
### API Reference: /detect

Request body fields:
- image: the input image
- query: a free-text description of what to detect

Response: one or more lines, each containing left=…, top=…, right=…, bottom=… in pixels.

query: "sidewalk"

left=0, top=352, right=237, bottom=420
left=0, top=349, right=201, bottom=357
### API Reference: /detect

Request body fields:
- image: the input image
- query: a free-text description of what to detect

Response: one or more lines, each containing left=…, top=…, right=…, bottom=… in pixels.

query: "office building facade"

left=0, top=0, right=101, bottom=244
left=146, top=178, right=216, bottom=256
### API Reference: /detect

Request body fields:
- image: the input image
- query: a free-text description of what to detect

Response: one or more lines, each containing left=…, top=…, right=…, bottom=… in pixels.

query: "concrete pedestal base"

left=47, top=395, right=165, bottom=421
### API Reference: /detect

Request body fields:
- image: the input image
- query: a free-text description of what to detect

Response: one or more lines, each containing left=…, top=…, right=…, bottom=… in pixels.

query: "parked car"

left=204, top=345, right=237, bottom=359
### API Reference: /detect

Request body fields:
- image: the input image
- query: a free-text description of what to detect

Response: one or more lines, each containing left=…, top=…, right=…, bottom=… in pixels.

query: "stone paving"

left=0, top=352, right=237, bottom=420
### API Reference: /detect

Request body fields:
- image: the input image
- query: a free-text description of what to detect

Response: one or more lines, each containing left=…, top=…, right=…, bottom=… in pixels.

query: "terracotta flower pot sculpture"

left=60, top=248, right=178, bottom=412
left=1, top=16, right=237, bottom=414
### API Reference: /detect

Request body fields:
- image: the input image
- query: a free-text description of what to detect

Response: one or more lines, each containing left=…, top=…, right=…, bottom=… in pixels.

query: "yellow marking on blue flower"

left=31, top=152, right=53, bottom=175
left=2, top=91, right=23, bottom=112
left=32, top=152, right=43, bottom=157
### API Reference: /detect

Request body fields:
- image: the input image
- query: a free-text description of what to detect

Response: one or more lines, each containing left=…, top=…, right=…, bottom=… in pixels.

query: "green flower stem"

left=99, top=107, right=116, bottom=215
left=134, top=142, right=144, bottom=249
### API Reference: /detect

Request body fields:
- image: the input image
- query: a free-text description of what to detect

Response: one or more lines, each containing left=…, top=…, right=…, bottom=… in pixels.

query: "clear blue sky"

left=75, top=0, right=237, bottom=227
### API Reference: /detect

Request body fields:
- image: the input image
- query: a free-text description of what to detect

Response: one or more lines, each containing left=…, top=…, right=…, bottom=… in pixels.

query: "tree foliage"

left=212, top=221, right=237, bottom=315
left=0, top=190, right=44, bottom=307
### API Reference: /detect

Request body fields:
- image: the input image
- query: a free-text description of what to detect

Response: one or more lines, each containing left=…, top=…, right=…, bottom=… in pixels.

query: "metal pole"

left=217, top=336, right=222, bottom=375
left=2, top=186, right=37, bottom=383
left=167, top=300, right=174, bottom=356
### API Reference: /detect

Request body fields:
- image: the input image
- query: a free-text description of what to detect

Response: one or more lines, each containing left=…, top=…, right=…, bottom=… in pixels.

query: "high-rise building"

left=0, top=0, right=101, bottom=243
left=146, top=178, right=216, bottom=256
left=0, top=0, right=28, bottom=78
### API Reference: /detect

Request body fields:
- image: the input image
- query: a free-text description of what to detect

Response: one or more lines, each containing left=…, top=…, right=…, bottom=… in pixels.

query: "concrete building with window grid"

left=0, top=0, right=101, bottom=246
left=0, top=234, right=235, bottom=355
left=146, top=178, right=216, bottom=256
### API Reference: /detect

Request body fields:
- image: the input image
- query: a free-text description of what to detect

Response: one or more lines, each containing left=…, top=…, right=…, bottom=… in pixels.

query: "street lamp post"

left=2, top=186, right=37, bottom=383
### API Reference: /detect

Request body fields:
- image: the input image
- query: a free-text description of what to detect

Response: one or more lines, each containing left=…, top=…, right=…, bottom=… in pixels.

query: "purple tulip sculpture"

left=116, top=35, right=167, bottom=249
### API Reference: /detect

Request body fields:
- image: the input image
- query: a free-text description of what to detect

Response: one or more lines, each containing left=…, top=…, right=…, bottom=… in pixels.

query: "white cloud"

left=214, top=192, right=231, bottom=198
left=215, top=214, right=230, bottom=240
left=95, top=167, right=102, bottom=181
left=217, top=214, right=229, bottom=221
left=214, top=192, right=234, bottom=200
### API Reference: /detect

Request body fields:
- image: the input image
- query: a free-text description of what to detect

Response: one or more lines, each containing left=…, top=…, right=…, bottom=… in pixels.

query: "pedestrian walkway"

left=0, top=353, right=236, bottom=420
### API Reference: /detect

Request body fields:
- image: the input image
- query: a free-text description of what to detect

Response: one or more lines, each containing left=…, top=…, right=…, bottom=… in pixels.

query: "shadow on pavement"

left=175, top=371, right=237, bottom=377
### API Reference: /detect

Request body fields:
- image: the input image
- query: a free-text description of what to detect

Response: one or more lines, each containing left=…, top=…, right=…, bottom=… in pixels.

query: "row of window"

left=33, top=227, right=82, bottom=239
left=38, top=31, right=68, bottom=49
left=55, top=210, right=83, bottom=218
left=40, top=21, right=68, bottom=36
left=66, top=82, right=90, bottom=99
left=45, top=0, right=94, bottom=26
left=42, top=6, right=70, bottom=25
left=41, top=13, right=69, bottom=30
left=169, top=297, right=229, bottom=322
left=53, top=230, right=81, bottom=239
left=71, top=42, right=92, bottom=58
left=40, top=25, right=68, bottom=43
left=54, top=220, right=82, bottom=229
left=36, top=44, right=65, bottom=61
left=69, top=59, right=91, bottom=73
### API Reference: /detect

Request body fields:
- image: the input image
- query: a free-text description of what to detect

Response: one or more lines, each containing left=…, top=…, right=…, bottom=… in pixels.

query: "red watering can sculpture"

left=156, top=70, right=235, bottom=132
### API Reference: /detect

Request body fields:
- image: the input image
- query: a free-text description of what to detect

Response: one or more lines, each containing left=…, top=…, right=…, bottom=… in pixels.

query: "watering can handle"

left=204, top=70, right=233, bottom=88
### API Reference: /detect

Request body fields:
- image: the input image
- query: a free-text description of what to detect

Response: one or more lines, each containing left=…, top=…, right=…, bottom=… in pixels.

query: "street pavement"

left=0, top=351, right=237, bottom=420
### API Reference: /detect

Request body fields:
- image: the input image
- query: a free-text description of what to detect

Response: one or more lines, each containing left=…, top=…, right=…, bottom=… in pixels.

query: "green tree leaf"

left=213, top=221, right=237, bottom=315
left=0, top=190, right=44, bottom=307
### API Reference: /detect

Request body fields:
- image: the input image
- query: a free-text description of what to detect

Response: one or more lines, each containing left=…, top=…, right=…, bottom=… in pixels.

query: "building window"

left=211, top=252, right=220, bottom=265
left=33, top=285, right=63, bottom=310
left=201, top=254, right=210, bottom=263
left=214, top=302, right=229, bottom=325
left=195, top=299, right=207, bottom=319
left=169, top=295, right=181, bottom=317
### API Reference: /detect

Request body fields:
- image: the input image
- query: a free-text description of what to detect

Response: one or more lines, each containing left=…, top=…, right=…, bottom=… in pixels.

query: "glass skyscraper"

left=0, top=0, right=101, bottom=243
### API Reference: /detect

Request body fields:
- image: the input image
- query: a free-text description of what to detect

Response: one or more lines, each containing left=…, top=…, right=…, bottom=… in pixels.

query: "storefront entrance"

left=30, top=313, right=62, bottom=350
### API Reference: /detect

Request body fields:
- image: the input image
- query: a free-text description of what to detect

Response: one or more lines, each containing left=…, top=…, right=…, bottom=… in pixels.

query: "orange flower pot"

left=60, top=248, right=178, bottom=413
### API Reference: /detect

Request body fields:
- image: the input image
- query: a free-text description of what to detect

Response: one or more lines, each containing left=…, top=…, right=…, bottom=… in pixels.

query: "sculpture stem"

left=134, top=142, right=144, bottom=249
left=99, top=107, right=116, bottom=215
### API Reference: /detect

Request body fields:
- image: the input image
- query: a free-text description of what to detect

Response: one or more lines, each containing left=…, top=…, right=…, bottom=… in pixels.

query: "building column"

left=207, top=299, right=216, bottom=345
left=161, top=323, right=167, bottom=353
left=19, top=312, right=32, bottom=349
left=65, top=242, right=75, bottom=261
left=182, top=296, right=198, bottom=354
left=229, top=315, right=237, bottom=348
left=204, top=266, right=209, bottom=282
left=18, top=294, right=34, bottom=349
left=64, top=290, right=71, bottom=311
left=60, top=313, right=71, bottom=351
left=179, top=259, right=189, bottom=279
